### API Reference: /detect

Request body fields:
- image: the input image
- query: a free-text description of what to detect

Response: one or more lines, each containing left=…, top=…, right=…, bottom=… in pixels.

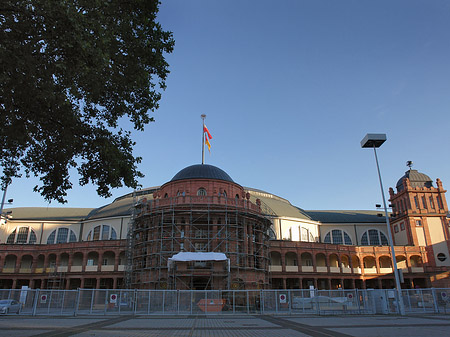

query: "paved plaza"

left=0, top=314, right=449, bottom=337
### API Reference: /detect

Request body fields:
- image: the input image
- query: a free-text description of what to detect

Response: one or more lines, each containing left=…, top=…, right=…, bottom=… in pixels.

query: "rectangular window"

left=87, top=259, right=94, bottom=266
left=415, top=220, right=422, bottom=227
left=400, top=222, right=405, bottom=231
left=429, top=197, right=435, bottom=209
left=414, top=196, right=420, bottom=209
left=422, top=196, right=427, bottom=209
left=102, top=259, right=108, bottom=265
left=437, top=196, right=443, bottom=209
left=56, top=228, right=68, bottom=243
left=394, top=225, right=399, bottom=233
left=16, top=227, right=29, bottom=243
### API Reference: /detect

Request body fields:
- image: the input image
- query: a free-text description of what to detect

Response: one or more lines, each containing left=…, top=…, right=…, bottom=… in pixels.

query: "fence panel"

left=402, top=289, right=436, bottom=314
left=0, top=287, right=449, bottom=316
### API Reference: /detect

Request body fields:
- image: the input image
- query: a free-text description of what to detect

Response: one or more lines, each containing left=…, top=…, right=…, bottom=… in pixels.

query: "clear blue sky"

left=6, top=0, right=450, bottom=211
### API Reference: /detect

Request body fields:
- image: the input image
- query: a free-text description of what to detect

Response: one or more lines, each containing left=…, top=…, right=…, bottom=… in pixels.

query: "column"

left=351, top=279, right=356, bottom=289
left=113, top=277, right=118, bottom=289
left=80, top=278, right=85, bottom=289
left=327, top=279, right=332, bottom=290
left=313, top=278, right=318, bottom=289
left=96, top=277, right=100, bottom=289
left=12, top=279, right=17, bottom=289
left=282, top=278, right=287, bottom=290
left=377, top=278, right=383, bottom=289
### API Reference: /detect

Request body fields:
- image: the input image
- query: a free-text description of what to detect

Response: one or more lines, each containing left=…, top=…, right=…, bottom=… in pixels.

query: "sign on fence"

left=110, top=294, right=117, bottom=304
left=279, top=294, right=287, bottom=303
left=40, top=295, right=47, bottom=304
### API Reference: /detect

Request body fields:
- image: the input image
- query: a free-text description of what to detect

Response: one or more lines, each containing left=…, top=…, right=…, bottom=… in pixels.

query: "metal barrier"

left=0, top=288, right=449, bottom=316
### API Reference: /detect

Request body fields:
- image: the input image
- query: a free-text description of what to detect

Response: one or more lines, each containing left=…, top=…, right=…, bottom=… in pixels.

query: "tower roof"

left=396, top=169, right=433, bottom=192
left=171, top=164, right=234, bottom=183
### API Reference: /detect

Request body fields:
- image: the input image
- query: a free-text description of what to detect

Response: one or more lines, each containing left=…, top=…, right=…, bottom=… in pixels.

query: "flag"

left=203, top=125, right=212, bottom=139
left=205, top=135, right=211, bottom=152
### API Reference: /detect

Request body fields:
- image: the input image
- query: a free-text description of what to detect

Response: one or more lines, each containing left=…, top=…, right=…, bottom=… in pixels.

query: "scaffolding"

left=46, top=263, right=65, bottom=290
left=131, top=196, right=273, bottom=291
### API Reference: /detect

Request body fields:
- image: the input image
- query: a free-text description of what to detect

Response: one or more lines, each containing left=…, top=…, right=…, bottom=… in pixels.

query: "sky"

left=5, top=0, right=450, bottom=212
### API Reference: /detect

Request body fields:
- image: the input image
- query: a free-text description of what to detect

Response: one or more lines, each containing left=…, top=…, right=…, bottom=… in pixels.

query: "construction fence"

left=0, top=288, right=449, bottom=316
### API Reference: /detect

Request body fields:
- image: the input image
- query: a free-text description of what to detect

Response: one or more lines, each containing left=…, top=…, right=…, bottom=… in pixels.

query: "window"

left=400, top=222, right=405, bottom=231
left=323, top=229, right=353, bottom=245
left=361, top=229, right=389, bottom=246
left=47, top=228, right=77, bottom=244
left=87, top=225, right=117, bottom=241
left=429, top=197, right=435, bottom=209
left=394, top=225, right=399, bottom=233
left=437, top=196, right=443, bottom=209
left=6, top=227, right=37, bottom=244
left=196, top=188, right=207, bottom=196
left=416, top=220, right=422, bottom=227
left=421, top=196, right=427, bottom=209
left=414, top=196, right=419, bottom=209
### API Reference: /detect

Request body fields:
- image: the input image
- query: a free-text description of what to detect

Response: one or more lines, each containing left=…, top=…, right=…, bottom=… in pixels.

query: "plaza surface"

left=0, top=314, right=449, bottom=337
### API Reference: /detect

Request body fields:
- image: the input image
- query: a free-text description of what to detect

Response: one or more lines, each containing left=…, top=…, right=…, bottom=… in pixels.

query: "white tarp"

left=168, top=252, right=230, bottom=271
left=169, top=252, right=227, bottom=262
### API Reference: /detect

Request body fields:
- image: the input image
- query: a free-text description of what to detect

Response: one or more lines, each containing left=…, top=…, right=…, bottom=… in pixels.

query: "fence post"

left=32, top=289, right=39, bottom=316
left=260, top=290, right=263, bottom=314
left=61, top=290, right=66, bottom=316
left=74, top=289, right=80, bottom=316
left=431, top=288, right=439, bottom=313
left=288, top=289, right=292, bottom=315
left=246, top=291, right=249, bottom=314
left=147, top=290, right=151, bottom=315
left=275, top=290, right=278, bottom=314
left=89, top=289, right=95, bottom=314
left=162, top=290, right=166, bottom=315
left=134, top=289, right=137, bottom=315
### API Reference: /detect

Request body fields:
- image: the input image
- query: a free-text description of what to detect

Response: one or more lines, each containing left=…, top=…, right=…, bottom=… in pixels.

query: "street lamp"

left=361, top=133, right=405, bottom=315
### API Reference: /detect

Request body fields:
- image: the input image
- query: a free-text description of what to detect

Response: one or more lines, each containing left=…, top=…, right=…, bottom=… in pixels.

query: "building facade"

left=0, top=164, right=449, bottom=290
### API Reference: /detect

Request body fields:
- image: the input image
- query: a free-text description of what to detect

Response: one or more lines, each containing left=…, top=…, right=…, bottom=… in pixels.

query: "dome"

left=171, top=164, right=234, bottom=183
left=396, top=169, right=433, bottom=192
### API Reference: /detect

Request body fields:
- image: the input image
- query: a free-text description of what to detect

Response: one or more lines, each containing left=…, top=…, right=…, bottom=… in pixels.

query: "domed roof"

left=171, top=164, right=234, bottom=183
left=396, top=169, right=433, bottom=192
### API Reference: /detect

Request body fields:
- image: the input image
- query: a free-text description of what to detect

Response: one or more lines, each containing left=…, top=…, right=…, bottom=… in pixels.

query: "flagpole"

left=201, top=114, right=206, bottom=164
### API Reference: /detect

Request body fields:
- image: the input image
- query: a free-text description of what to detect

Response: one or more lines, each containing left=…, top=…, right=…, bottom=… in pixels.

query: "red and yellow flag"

left=205, top=135, right=211, bottom=152
left=203, top=125, right=212, bottom=140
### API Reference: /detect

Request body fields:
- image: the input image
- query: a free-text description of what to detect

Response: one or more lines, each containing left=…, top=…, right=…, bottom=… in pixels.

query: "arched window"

left=86, top=225, right=117, bottom=241
left=47, top=228, right=78, bottom=244
left=7, top=227, right=37, bottom=244
left=197, top=188, right=207, bottom=196
left=323, top=229, right=352, bottom=245
left=361, top=229, right=388, bottom=246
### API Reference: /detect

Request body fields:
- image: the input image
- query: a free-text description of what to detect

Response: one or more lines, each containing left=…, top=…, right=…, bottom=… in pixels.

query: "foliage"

left=0, top=0, right=174, bottom=202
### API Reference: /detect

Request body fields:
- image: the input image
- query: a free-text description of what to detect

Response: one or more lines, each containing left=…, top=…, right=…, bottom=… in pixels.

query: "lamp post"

left=361, top=133, right=405, bottom=315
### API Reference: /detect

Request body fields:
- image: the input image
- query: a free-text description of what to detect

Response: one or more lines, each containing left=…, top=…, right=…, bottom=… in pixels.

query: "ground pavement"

left=0, top=314, right=449, bottom=336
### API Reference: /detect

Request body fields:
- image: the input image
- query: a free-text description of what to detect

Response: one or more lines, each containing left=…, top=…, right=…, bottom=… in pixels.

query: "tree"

left=0, top=0, right=174, bottom=203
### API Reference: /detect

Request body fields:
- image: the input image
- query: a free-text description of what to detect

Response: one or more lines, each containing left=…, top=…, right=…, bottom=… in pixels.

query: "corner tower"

left=389, top=168, right=449, bottom=269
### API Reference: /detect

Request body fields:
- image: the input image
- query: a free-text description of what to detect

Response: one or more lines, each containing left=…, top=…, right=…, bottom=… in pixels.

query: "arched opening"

left=363, top=256, right=376, bottom=271
left=329, top=254, right=339, bottom=268
left=341, top=255, right=350, bottom=268
left=19, top=255, right=33, bottom=271
left=316, top=253, right=327, bottom=271
left=379, top=256, right=392, bottom=271
left=269, top=251, right=281, bottom=266
left=285, top=252, right=297, bottom=266
left=410, top=255, right=423, bottom=267
left=396, top=255, right=407, bottom=269
left=301, top=252, right=313, bottom=267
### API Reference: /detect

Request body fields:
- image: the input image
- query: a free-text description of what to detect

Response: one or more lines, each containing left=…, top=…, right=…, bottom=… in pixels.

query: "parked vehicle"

left=0, top=299, right=21, bottom=314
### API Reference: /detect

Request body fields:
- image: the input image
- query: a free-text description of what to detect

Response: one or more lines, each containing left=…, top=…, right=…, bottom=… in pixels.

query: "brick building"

left=0, top=164, right=448, bottom=290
